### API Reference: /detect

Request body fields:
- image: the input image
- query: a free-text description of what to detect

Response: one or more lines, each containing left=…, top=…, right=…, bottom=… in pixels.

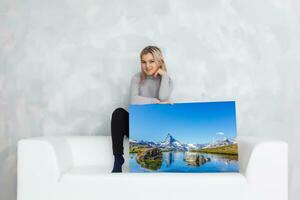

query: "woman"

left=111, top=45, right=173, bottom=172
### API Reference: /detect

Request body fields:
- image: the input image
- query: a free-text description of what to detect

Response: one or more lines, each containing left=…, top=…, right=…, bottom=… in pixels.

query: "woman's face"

left=141, top=53, right=160, bottom=76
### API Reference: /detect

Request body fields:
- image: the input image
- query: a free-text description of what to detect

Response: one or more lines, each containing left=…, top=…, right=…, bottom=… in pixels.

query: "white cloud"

left=216, top=132, right=224, bottom=136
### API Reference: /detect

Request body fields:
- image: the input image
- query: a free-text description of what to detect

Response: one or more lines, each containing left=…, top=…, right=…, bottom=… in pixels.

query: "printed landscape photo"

left=129, top=101, right=239, bottom=173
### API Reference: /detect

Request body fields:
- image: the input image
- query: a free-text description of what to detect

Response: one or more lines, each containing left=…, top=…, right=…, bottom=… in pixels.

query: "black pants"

left=111, top=108, right=129, bottom=155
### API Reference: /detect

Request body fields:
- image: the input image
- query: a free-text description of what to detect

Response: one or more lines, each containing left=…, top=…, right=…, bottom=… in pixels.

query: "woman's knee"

left=112, top=107, right=127, bottom=119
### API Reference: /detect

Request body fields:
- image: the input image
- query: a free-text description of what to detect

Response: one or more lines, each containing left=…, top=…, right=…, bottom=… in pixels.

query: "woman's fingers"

left=154, top=69, right=159, bottom=77
left=158, top=101, right=173, bottom=104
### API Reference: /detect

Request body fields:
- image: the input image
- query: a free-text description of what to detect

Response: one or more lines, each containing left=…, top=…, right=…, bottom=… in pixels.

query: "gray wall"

left=1, top=0, right=299, bottom=200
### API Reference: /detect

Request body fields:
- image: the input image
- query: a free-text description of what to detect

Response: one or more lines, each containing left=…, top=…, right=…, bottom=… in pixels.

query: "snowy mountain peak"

left=203, top=137, right=235, bottom=149
left=163, top=133, right=176, bottom=144
left=159, top=134, right=187, bottom=151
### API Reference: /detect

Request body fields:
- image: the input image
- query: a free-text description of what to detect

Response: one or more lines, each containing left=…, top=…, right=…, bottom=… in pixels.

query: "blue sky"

left=129, top=101, right=237, bottom=144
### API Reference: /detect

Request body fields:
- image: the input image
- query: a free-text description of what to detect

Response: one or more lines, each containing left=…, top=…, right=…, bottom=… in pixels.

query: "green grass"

left=191, top=144, right=238, bottom=155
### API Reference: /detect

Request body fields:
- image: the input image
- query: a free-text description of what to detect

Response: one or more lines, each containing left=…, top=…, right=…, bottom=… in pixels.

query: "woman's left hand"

left=154, top=68, right=167, bottom=77
left=158, top=100, right=174, bottom=105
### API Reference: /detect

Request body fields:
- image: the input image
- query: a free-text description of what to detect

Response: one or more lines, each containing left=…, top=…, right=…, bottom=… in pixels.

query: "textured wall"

left=0, top=0, right=299, bottom=200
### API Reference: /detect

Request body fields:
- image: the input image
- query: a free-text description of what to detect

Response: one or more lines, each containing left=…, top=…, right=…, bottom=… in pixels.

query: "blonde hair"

left=139, top=46, right=167, bottom=83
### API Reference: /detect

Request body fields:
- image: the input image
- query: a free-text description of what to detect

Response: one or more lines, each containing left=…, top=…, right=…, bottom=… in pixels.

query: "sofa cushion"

left=55, top=165, right=247, bottom=200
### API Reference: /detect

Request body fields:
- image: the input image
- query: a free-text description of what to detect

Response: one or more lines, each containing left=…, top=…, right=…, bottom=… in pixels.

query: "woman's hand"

left=154, top=99, right=174, bottom=105
left=157, top=100, right=174, bottom=105
left=154, top=98, right=160, bottom=104
left=154, top=68, right=167, bottom=77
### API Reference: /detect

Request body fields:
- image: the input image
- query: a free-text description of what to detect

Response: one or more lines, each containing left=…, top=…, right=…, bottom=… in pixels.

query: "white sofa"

left=17, top=136, right=288, bottom=200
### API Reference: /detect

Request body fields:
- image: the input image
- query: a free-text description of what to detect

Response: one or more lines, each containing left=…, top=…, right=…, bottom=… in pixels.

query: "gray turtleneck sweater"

left=130, top=72, right=173, bottom=104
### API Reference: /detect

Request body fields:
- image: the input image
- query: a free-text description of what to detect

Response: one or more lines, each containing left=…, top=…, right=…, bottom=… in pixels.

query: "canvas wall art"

left=129, top=101, right=239, bottom=173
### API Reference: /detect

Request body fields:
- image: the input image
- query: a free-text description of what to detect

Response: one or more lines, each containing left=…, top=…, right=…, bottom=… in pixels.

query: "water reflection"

left=164, top=151, right=174, bottom=167
left=130, top=151, right=239, bottom=172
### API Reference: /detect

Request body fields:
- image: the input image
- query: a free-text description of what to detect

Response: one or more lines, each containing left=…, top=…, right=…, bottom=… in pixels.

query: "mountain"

left=202, top=138, right=236, bottom=149
left=129, top=139, right=158, bottom=147
left=158, top=133, right=187, bottom=151
left=130, top=134, right=237, bottom=152
left=185, top=143, right=206, bottom=150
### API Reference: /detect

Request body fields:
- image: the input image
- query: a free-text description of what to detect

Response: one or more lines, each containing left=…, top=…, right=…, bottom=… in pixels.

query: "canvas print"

left=129, top=101, right=239, bottom=173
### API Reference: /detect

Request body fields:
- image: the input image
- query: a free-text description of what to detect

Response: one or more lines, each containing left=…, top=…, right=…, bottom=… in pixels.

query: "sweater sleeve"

left=130, top=75, right=159, bottom=105
left=158, top=73, right=173, bottom=101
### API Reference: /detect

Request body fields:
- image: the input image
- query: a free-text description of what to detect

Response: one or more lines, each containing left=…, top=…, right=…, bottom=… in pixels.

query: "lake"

left=129, top=151, right=239, bottom=173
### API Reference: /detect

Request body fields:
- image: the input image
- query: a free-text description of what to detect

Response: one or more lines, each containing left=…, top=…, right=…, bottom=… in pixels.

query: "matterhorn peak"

left=164, top=133, right=176, bottom=143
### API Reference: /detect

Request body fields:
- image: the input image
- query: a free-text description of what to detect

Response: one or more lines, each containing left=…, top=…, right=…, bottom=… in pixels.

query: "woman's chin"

left=145, top=72, right=154, bottom=76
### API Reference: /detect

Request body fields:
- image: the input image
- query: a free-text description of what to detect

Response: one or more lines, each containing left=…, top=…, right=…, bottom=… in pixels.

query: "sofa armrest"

left=17, top=137, right=73, bottom=200
left=238, top=136, right=288, bottom=200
